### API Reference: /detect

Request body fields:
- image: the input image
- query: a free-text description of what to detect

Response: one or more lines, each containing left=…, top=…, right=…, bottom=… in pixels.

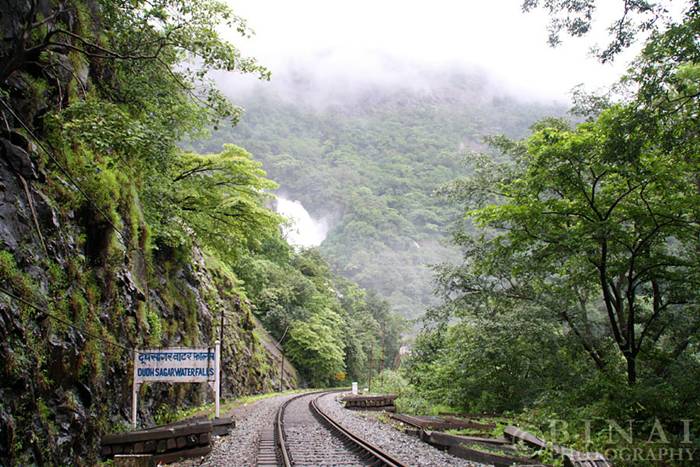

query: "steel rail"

left=276, top=390, right=408, bottom=467
left=275, top=392, right=306, bottom=466
left=309, top=394, right=407, bottom=467
left=276, top=390, right=336, bottom=467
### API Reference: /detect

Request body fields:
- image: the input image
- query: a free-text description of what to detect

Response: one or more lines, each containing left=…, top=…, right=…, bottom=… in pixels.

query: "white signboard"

left=132, top=342, right=221, bottom=428
left=135, top=348, right=216, bottom=383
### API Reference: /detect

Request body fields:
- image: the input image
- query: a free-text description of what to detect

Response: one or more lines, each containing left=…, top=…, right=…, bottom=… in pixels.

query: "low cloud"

left=221, top=0, right=640, bottom=104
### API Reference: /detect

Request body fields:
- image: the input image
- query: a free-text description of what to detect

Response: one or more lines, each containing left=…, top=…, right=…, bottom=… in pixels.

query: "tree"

left=3, top=0, right=276, bottom=257
left=285, top=309, right=346, bottom=387
left=440, top=7, right=700, bottom=386
left=443, top=106, right=700, bottom=385
left=1, top=0, right=268, bottom=117
left=153, top=144, right=281, bottom=257
left=409, top=310, right=577, bottom=412
left=522, top=0, right=695, bottom=62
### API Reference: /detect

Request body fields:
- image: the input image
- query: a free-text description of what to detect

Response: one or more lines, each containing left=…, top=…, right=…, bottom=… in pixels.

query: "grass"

left=446, top=427, right=492, bottom=437
left=154, top=388, right=315, bottom=425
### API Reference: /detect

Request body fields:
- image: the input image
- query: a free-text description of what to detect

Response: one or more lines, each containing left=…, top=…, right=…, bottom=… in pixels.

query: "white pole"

left=214, top=340, right=221, bottom=419
left=132, top=350, right=139, bottom=429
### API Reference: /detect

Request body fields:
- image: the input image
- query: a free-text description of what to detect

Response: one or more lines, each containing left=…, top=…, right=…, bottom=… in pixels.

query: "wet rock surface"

left=0, top=115, right=298, bottom=466
left=0, top=2, right=301, bottom=465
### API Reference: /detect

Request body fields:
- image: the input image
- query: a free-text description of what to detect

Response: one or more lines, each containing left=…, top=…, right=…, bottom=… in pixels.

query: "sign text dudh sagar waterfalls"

left=135, top=348, right=216, bottom=383
left=131, top=343, right=221, bottom=428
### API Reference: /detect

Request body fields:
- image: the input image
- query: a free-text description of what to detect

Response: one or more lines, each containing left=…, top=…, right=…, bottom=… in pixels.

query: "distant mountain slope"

left=194, top=68, right=567, bottom=319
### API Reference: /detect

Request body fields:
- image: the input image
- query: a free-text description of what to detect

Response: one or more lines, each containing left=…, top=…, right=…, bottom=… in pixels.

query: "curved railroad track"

left=269, top=391, right=407, bottom=467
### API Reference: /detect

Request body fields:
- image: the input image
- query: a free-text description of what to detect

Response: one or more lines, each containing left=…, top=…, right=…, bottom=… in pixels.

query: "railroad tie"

left=256, top=429, right=279, bottom=467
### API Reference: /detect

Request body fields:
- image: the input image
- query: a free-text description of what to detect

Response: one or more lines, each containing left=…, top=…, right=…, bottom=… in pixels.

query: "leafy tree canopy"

left=153, top=144, right=280, bottom=258
left=409, top=7, right=700, bottom=438
left=522, top=0, right=697, bottom=62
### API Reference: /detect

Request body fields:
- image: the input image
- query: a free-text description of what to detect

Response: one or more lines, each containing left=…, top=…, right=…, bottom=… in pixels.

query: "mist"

left=220, top=0, right=644, bottom=105
left=213, top=54, right=543, bottom=114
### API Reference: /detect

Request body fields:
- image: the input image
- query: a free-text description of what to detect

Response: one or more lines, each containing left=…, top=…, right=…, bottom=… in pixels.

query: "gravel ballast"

left=168, top=390, right=491, bottom=466
left=316, top=392, right=491, bottom=467
left=168, top=392, right=298, bottom=467
left=283, top=392, right=371, bottom=466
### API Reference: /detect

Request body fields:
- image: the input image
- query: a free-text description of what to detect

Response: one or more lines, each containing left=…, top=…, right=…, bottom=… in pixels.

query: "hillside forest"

left=376, top=2, right=700, bottom=466
left=0, top=0, right=698, bottom=465
left=0, top=0, right=403, bottom=463
left=193, top=71, right=565, bottom=320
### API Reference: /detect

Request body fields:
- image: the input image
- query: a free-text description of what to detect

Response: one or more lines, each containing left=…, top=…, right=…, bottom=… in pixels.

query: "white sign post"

left=132, top=341, right=221, bottom=428
left=213, top=341, right=221, bottom=418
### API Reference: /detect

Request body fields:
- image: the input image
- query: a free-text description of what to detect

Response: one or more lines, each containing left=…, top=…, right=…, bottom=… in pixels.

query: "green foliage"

left=236, top=242, right=405, bottom=386
left=53, top=98, right=164, bottom=166
left=406, top=9, right=700, bottom=465
left=145, top=306, right=163, bottom=346
left=414, top=318, right=582, bottom=412
left=286, top=310, right=346, bottom=387
left=4, top=0, right=270, bottom=121
left=148, top=145, right=281, bottom=258
left=450, top=104, right=700, bottom=386
left=0, top=251, right=37, bottom=300
left=371, top=369, right=435, bottom=415
left=189, top=75, right=565, bottom=319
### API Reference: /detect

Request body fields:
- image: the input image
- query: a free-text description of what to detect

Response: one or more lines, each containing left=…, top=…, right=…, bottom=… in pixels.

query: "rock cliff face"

left=0, top=128, right=299, bottom=466
left=0, top=1, right=298, bottom=465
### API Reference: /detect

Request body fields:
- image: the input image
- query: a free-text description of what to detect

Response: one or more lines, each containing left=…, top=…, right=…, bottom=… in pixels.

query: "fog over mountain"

left=215, top=55, right=565, bottom=113
left=222, top=0, right=646, bottom=104
left=201, top=0, right=663, bottom=323
left=194, top=0, right=682, bottom=322
left=193, top=59, right=569, bottom=320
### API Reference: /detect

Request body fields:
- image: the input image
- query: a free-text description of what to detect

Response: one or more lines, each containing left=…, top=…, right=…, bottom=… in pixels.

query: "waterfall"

left=276, top=196, right=328, bottom=247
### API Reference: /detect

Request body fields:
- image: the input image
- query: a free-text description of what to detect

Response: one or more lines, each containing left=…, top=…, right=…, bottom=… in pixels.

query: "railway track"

left=258, top=391, right=407, bottom=467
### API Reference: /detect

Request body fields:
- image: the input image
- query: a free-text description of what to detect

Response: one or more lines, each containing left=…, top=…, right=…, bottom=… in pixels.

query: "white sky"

left=223, top=0, right=646, bottom=102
